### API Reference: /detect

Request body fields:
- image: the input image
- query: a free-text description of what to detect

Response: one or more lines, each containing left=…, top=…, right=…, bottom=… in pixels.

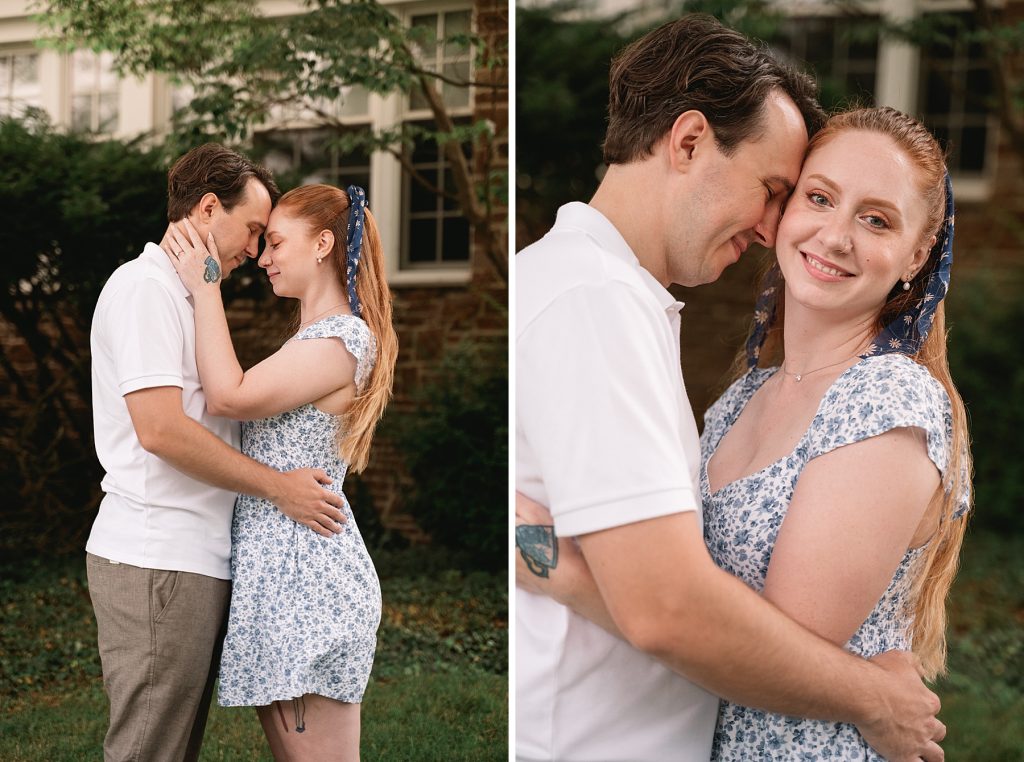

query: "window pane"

left=445, top=10, right=472, bottom=57
left=98, top=52, right=118, bottom=91
left=412, top=137, right=438, bottom=164
left=342, top=172, right=371, bottom=199
left=408, top=218, right=437, bottom=262
left=965, top=68, right=991, bottom=113
left=803, top=19, right=833, bottom=68
left=443, top=61, right=471, bottom=109
left=441, top=217, right=470, bottom=262
left=924, top=65, right=951, bottom=115
left=72, top=51, right=95, bottom=91
left=845, top=26, right=877, bottom=60
left=71, top=94, right=92, bottom=131
left=411, top=176, right=437, bottom=213
left=337, top=85, right=369, bottom=118
left=918, top=11, right=997, bottom=176
left=769, top=16, right=877, bottom=110
left=409, top=85, right=430, bottom=112
left=410, top=14, right=439, bottom=60
left=401, top=116, right=472, bottom=271
left=959, top=125, right=987, bottom=172
left=443, top=167, right=460, bottom=211
left=98, top=92, right=119, bottom=132
left=446, top=11, right=471, bottom=36
left=0, top=58, right=10, bottom=95
left=13, top=54, right=38, bottom=87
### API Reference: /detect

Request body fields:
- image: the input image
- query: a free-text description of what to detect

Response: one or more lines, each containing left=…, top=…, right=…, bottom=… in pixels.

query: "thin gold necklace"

left=298, top=302, right=347, bottom=330
left=781, top=354, right=858, bottom=382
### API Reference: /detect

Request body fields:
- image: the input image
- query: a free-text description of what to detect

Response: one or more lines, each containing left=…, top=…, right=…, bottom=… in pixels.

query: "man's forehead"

left=238, top=178, right=272, bottom=225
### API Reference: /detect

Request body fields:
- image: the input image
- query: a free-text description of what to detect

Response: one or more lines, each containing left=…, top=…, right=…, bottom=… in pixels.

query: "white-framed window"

left=918, top=10, right=995, bottom=178
left=0, top=49, right=42, bottom=118
left=69, top=50, right=119, bottom=133
left=401, top=6, right=475, bottom=273
left=401, top=118, right=472, bottom=269
left=772, top=15, right=879, bottom=108
left=257, top=123, right=373, bottom=196
left=409, top=8, right=473, bottom=111
left=773, top=0, right=998, bottom=198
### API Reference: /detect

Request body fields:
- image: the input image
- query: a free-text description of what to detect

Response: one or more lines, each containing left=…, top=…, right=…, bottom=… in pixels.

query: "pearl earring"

left=316, top=255, right=323, bottom=264
left=902, top=279, right=911, bottom=291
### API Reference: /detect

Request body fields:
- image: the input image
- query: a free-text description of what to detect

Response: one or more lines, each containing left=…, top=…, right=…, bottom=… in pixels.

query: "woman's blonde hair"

left=278, top=184, right=398, bottom=473
left=738, top=107, right=972, bottom=679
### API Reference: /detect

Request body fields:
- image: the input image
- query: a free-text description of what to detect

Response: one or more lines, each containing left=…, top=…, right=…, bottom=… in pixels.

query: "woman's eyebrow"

left=806, top=173, right=904, bottom=218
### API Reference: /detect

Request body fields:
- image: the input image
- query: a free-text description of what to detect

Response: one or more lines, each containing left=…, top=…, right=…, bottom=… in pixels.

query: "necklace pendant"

left=794, top=374, right=802, bottom=382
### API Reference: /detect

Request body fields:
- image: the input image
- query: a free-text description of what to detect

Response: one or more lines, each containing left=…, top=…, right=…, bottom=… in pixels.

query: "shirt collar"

left=552, top=202, right=684, bottom=315
left=140, top=242, right=190, bottom=301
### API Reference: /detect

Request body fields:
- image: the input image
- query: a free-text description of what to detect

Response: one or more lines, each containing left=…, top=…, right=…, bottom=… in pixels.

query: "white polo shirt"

left=86, top=243, right=240, bottom=580
left=516, top=203, right=718, bottom=761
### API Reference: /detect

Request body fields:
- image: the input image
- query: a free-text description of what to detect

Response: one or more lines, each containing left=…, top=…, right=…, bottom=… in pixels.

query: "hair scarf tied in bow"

left=345, top=184, right=368, bottom=319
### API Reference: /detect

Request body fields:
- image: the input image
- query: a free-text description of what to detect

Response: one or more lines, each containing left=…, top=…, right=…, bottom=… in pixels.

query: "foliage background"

left=517, top=1, right=1023, bottom=758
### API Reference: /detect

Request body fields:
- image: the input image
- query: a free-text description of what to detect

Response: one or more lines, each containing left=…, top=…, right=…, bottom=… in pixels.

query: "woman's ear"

left=317, top=229, right=335, bottom=255
left=910, top=235, right=936, bottom=276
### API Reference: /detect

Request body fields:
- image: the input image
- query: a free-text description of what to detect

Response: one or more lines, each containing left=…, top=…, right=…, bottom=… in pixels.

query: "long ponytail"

left=277, top=184, right=398, bottom=472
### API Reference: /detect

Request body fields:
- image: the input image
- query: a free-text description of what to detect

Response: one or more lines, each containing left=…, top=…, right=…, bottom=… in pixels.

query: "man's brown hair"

left=603, top=14, right=825, bottom=164
left=166, top=143, right=281, bottom=222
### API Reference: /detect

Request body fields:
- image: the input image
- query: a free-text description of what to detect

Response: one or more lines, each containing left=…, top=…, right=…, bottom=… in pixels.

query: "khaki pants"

left=86, top=553, right=231, bottom=762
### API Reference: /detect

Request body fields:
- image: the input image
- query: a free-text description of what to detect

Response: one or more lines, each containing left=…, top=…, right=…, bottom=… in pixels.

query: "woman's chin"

left=269, top=283, right=292, bottom=299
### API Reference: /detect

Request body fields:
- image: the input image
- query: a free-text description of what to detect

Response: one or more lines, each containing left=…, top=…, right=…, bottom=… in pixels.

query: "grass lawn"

left=933, top=530, right=1024, bottom=761
left=3, top=533, right=1021, bottom=759
left=0, top=547, right=507, bottom=761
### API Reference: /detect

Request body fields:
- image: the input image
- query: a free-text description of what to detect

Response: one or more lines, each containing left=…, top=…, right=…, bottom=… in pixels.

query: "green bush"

left=0, top=115, right=276, bottom=558
left=388, top=341, right=508, bottom=572
left=0, top=113, right=170, bottom=557
left=946, top=271, right=1024, bottom=533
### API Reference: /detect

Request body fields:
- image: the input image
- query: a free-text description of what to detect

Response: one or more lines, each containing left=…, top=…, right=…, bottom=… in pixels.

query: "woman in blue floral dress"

left=167, top=183, right=397, bottom=761
left=515, top=107, right=972, bottom=760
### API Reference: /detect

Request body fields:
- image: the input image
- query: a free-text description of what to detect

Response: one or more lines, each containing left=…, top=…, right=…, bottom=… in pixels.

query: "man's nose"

left=754, top=209, right=781, bottom=248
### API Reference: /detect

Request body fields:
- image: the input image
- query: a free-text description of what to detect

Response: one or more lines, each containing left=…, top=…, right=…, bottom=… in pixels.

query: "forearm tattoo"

left=516, top=524, right=558, bottom=578
left=203, top=255, right=221, bottom=283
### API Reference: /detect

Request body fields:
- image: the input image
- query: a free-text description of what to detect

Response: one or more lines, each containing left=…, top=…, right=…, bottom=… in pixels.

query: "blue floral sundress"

left=218, top=314, right=382, bottom=707
left=701, top=353, right=959, bottom=760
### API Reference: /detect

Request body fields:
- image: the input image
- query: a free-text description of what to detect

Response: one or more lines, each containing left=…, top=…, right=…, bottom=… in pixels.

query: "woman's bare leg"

left=258, top=694, right=361, bottom=762
left=257, top=703, right=292, bottom=761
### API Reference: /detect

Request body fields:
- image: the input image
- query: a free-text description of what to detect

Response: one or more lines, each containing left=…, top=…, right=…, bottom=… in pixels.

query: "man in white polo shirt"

left=516, top=16, right=946, bottom=762
left=86, top=143, right=348, bottom=762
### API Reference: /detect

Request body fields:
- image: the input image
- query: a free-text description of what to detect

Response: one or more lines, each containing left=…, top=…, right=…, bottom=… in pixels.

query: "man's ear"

left=194, top=192, right=220, bottom=224
left=667, top=110, right=712, bottom=174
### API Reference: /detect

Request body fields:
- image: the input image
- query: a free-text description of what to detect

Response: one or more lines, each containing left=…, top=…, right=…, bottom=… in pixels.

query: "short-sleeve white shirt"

left=86, top=243, right=240, bottom=580
left=516, top=203, right=718, bottom=761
